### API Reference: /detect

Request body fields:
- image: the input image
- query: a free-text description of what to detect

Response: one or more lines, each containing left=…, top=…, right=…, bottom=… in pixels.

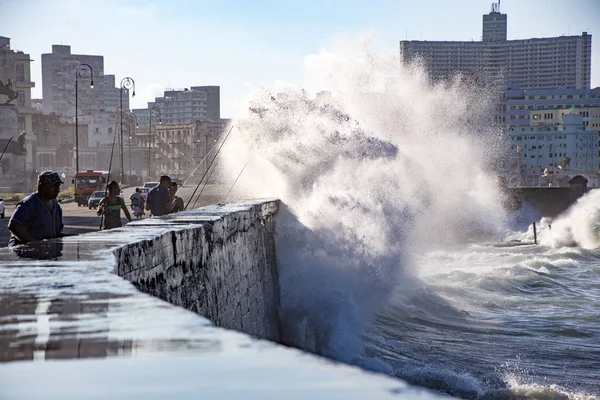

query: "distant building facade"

left=41, top=44, right=129, bottom=116
left=134, top=86, right=220, bottom=131
left=504, top=85, right=600, bottom=127
left=151, top=119, right=229, bottom=179
left=153, top=86, right=220, bottom=124
left=399, top=3, right=592, bottom=90
left=508, top=113, right=598, bottom=186
left=0, top=36, right=36, bottom=177
left=32, top=113, right=81, bottom=171
left=41, top=44, right=129, bottom=150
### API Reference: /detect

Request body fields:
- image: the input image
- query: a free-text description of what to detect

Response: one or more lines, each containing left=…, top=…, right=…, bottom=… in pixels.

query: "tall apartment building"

left=41, top=44, right=129, bottom=149
left=134, top=86, right=220, bottom=130
left=399, top=2, right=592, bottom=89
left=41, top=45, right=129, bottom=116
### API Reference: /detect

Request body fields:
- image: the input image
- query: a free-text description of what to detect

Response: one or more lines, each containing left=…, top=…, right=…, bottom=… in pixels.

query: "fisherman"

left=169, top=181, right=184, bottom=213
left=7, top=171, right=66, bottom=246
left=146, top=175, right=173, bottom=216
left=97, top=181, right=132, bottom=230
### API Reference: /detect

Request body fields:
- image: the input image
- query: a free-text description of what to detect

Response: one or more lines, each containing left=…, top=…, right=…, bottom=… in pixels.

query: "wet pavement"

left=0, top=201, right=445, bottom=399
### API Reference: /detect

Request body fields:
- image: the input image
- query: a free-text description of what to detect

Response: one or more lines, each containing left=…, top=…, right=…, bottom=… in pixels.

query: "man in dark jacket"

left=146, top=175, right=173, bottom=216
left=8, top=171, right=65, bottom=246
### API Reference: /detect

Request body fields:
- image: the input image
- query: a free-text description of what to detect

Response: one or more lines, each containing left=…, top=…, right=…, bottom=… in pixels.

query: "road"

left=0, top=184, right=229, bottom=247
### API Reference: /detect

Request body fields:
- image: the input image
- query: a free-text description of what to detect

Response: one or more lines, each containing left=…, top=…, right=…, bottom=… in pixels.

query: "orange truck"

left=72, top=170, right=109, bottom=207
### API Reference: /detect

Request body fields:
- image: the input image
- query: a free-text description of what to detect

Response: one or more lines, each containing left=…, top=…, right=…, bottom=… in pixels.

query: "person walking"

left=97, top=181, right=132, bottom=230
left=146, top=175, right=173, bottom=216
left=7, top=171, right=66, bottom=246
left=130, top=187, right=145, bottom=219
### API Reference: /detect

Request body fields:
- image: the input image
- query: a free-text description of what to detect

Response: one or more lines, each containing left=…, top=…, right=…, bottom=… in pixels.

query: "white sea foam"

left=218, top=37, right=506, bottom=363
left=540, top=190, right=600, bottom=250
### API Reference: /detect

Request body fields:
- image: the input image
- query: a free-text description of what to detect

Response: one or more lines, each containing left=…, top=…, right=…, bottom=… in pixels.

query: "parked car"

left=143, top=182, right=159, bottom=188
left=0, top=196, right=5, bottom=218
left=87, top=191, right=106, bottom=209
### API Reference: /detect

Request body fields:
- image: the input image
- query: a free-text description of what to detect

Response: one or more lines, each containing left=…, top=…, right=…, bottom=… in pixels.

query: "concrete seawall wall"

left=0, top=199, right=447, bottom=399
left=115, top=200, right=281, bottom=341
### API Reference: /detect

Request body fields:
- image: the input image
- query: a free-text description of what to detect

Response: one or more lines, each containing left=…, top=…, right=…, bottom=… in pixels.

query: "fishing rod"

left=0, top=137, right=13, bottom=163
left=221, top=163, right=247, bottom=204
left=184, top=124, right=235, bottom=210
left=98, top=116, right=120, bottom=230
left=181, top=145, right=218, bottom=187
left=190, top=155, right=221, bottom=210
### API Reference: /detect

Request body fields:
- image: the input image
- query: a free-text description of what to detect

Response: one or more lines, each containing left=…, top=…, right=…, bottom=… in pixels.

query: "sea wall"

left=115, top=200, right=281, bottom=341
left=0, top=199, right=447, bottom=399
left=503, top=176, right=589, bottom=218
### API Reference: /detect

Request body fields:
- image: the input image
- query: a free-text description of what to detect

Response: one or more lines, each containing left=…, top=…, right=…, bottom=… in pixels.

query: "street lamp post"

left=120, top=77, right=135, bottom=184
left=147, top=106, right=161, bottom=180
left=75, top=63, right=94, bottom=173
left=128, top=113, right=138, bottom=180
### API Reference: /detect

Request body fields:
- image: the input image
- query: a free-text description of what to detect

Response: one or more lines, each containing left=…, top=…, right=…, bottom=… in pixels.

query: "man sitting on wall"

left=146, top=175, right=173, bottom=217
left=8, top=171, right=66, bottom=246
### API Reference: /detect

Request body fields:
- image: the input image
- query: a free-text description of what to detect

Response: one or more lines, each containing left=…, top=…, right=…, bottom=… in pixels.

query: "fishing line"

left=181, top=145, right=218, bottom=187
left=221, top=163, right=247, bottom=204
left=184, top=124, right=235, bottom=210
left=191, top=156, right=221, bottom=210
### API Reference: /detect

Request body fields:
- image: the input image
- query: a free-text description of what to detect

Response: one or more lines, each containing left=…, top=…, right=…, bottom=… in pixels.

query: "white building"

left=399, top=2, right=592, bottom=90
left=508, top=113, right=598, bottom=186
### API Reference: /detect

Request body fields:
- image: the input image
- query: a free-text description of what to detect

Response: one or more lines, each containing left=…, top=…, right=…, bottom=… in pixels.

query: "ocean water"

left=218, top=38, right=600, bottom=399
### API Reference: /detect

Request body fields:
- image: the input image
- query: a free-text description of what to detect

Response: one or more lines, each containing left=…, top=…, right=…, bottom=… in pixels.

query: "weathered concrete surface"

left=0, top=199, right=450, bottom=399
left=115, top=201, right=281, bottom=341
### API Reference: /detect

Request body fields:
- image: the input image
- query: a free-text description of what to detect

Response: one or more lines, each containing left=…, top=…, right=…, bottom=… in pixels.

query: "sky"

left=3, top=0, right=600, bottom=118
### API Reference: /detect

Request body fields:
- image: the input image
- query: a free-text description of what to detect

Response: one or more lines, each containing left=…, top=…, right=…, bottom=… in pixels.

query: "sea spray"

left=540, top=189, right=600, bottom=249
left=217, top=38, right=507, bottom=364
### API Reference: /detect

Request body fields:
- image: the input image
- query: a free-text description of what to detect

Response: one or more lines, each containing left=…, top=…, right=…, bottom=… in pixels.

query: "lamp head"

left=132, top=90, right=136, bottom=97
left=136, top=123, right=139, bottom=128
left=90, top=80, right=94, bottom=89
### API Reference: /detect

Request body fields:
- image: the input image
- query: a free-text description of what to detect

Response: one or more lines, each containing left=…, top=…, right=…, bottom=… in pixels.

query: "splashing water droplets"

left=219, top=38, right=507, bottom=363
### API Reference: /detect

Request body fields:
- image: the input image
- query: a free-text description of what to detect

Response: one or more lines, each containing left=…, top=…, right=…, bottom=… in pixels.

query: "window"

left=16, top=63, right=25, bottom=82
left=17, top=91, right=25, bottom=106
